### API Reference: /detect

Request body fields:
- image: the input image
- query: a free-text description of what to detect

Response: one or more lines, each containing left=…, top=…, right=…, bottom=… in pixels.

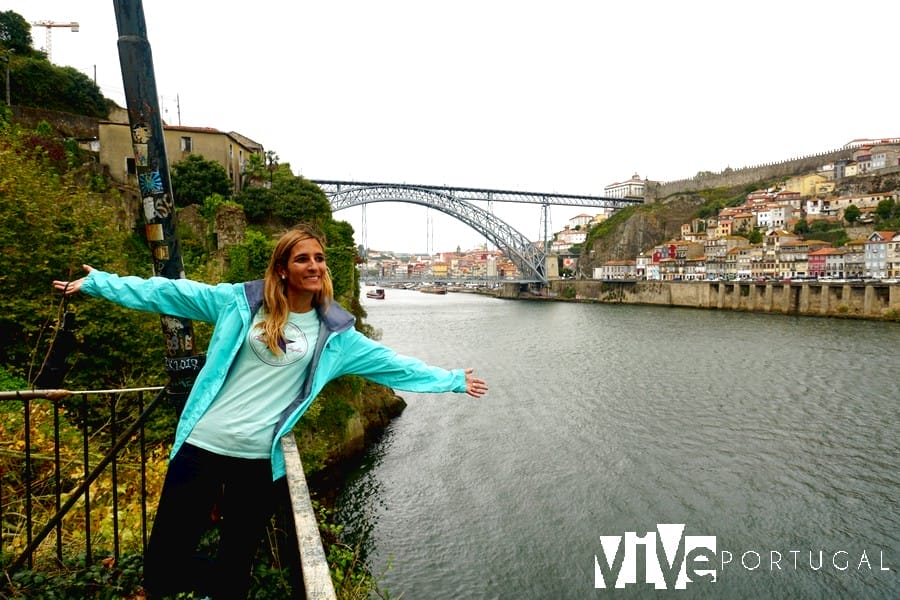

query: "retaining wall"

left=545, top=280, right=900, bottom=320
left=645, top=147, right=857, bottom=200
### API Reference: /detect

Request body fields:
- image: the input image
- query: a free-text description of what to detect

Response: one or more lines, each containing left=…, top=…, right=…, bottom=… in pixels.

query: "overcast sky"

left=8, top=1, right=898, bottom=254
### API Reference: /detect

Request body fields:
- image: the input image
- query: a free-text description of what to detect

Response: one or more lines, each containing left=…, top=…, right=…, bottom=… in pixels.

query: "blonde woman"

left=54, top=223, right=487, bottom=599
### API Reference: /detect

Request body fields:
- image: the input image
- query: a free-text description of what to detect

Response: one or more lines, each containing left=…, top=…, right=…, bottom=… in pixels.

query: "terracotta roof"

left=809, top=247, right=845, bottom=256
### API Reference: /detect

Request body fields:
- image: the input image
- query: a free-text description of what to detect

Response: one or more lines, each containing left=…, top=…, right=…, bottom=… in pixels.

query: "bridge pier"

left=545, top=253, right=559, bottom=280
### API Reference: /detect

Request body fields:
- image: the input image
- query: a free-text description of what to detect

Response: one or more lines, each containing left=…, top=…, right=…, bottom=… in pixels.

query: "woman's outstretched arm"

left=52, top=264, right=94, bottom=295
left=463, top=368, right=488, bottom=398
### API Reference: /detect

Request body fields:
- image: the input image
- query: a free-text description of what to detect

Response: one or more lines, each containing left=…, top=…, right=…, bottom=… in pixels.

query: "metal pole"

left=112, top=0, right=203, bottom=413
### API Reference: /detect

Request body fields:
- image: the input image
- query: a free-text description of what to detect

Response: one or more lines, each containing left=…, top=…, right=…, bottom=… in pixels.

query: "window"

left=126, top=157, right=136, bottom=175
left=180, top=136, right=192, bottom=152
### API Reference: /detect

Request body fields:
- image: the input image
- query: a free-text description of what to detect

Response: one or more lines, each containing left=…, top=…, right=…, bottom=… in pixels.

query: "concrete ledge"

left=280, top=433, right=338, bottom=600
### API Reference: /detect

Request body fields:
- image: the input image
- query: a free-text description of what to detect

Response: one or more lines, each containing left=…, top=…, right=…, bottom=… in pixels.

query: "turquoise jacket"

left=82, top=270, right=467, bottom=479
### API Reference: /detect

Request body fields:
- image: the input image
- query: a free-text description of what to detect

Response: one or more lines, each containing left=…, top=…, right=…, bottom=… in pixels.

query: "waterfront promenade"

left=506, top=279, right=900, bottom=320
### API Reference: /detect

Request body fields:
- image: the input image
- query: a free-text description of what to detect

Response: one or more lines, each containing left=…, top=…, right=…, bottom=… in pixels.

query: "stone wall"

left=10, top=106, right=99, bottom=139
left=173, top=203, right=248, bottom=274
left=214, top=204, right=246, bottom=249
left=645, top=147, right=857, bottom=200
left=546, top=280, right=900, bottom=320
left=177, top=204, right=206, bottom=239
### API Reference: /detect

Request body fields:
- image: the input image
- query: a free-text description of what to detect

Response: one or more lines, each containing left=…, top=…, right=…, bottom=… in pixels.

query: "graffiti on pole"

left=113, top=0, right=204, bottom=411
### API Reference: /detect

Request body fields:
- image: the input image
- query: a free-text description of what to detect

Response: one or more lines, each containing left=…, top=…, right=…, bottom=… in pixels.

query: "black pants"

left=143, top=443, right=284, bottom=599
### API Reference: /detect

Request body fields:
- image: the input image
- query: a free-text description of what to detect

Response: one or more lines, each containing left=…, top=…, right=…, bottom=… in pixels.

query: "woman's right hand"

left=53, top=264, right=95, bottom=295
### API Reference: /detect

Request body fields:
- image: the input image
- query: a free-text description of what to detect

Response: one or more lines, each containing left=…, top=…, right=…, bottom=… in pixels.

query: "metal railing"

left=0, top=387, right=163, bottom=574
left=1, top=387, right=336, bottom=599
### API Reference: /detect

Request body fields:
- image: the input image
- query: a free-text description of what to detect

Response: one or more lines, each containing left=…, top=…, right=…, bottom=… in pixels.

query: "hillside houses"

left=594, top=229, right=899, bottom=281
left=361, top=247, right=520, bottom=281
left=592, top=140, right=900, bottom=282
left=551, top=225, right=588, bottom=253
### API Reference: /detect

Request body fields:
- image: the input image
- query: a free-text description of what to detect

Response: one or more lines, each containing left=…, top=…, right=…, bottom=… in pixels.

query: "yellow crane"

left=31, top=20, right=79, bottom=62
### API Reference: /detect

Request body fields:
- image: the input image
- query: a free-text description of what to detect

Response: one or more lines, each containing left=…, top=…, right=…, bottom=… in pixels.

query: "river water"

left=335, top=288, right=899, bottom=599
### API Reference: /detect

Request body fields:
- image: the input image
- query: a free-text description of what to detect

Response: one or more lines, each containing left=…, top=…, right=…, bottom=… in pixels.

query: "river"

left=335, top=288, right=899, bottom=599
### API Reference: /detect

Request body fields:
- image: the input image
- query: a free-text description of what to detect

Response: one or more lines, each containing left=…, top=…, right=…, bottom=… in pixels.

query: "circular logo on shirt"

left=250, top=321, right=309, bottom=366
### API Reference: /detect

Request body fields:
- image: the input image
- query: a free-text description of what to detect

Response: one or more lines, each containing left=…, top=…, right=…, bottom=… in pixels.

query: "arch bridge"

left=312, top=180, right=643, bottom=285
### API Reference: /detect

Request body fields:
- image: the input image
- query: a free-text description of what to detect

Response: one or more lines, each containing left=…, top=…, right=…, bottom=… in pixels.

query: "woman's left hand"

left=463, top=368, right=488, bottom=398
left=53, top=264, right=94, bottom=295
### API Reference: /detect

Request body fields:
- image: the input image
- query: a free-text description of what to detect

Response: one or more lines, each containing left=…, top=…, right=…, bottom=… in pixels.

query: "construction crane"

left=31, top=20, right=79, bottom=62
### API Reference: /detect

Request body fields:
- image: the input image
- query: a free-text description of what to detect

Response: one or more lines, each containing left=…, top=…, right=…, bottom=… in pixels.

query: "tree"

left=793, top=219, right=810, bottom=235
left=10, top=57, right=108, bottom=117
left=843, top=204, right=861, bottom=225
left=875, top=198, right=896, bottom=221
left=0, top=127, right=165, bottom=389
left=240, top=152, right=268, bottom=190
left=323, top=220, right=358, bottom=302
left=58, top=65, right=108, bottom=116
left=234, top=185, right=275, bottom=222
left=170, top=154, right=232, bottom=207
left=0, top=11, right=108, bottom=117
left=747, top=229, right=763, bottom=244
left=271, top=174, right=332, bottom=227
left=265, top=150, right=279, bottom=185
left=223, top=229, right=274, bottom=283
left=0, top=10, right=32, bottom=55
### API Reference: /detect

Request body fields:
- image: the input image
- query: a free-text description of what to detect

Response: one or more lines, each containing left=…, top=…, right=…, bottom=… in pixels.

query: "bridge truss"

left=313, top=180, right=643, bottom=285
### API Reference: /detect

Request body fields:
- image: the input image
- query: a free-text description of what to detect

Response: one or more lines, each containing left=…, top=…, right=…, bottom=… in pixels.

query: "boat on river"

left=419, top=285, right=447, bottom=295
left=366, top=288, right=385, bottom=300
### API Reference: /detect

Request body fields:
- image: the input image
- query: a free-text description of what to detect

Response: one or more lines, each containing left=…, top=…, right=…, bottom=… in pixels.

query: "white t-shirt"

left=187, top=310, right=320, bottom=458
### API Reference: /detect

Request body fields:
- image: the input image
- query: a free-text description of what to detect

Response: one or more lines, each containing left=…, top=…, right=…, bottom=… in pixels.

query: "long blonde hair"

left=258, top=223, right=334, bottom=355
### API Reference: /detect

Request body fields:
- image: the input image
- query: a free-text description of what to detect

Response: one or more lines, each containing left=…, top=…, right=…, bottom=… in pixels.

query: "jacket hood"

left=243, top=279, right=355, bottom=334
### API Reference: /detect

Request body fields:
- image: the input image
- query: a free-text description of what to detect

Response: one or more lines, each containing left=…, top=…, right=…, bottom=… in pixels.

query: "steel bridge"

left=312, top=180, right=643, bottom=285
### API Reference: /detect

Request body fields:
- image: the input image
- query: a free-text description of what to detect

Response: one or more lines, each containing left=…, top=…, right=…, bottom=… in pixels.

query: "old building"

left=98, top=121, right=264, bottom=203
left=603, top=173, right=646, bottom=199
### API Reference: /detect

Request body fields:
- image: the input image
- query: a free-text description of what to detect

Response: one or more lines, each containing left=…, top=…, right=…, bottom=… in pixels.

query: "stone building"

left=97, top=121, right=264, bottom=202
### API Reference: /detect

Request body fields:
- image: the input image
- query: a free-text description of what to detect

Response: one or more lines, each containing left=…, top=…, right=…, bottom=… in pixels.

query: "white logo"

left=250, top=321, right=309, bottom=366
left=594, top=523, right=716, bottom=590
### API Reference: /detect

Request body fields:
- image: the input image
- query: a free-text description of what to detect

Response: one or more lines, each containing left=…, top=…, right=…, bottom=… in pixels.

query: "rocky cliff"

left=299, top=377, right=407, bottom=496
left=581, top=194, right=707, bottom=270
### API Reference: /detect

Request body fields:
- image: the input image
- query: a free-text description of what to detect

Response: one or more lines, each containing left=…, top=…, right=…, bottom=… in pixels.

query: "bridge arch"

left=315, top=181, right=548, bottom=283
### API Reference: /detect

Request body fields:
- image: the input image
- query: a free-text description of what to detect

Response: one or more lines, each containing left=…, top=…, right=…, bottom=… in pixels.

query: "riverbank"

left=297, top=378, right=407, bottom=502
left=495, top=280, right=900, bottom=320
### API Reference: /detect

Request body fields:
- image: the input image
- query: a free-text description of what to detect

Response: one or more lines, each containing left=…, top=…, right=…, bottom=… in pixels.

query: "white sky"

left=7, top=1, right=898, bottom=254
